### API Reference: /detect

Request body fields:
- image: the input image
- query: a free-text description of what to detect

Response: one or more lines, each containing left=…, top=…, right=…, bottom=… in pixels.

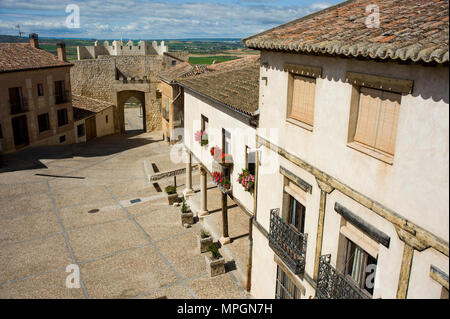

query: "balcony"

left=269, top=208, right=307, bottom=275
left=10, top=98, right=28, bottom=115
left=315, top=254, right=370, bottom=299
left=55, top=90, right=70, bottom=104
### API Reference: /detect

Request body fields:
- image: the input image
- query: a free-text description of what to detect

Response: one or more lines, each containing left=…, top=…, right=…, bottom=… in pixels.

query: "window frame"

left=37, top=113, right=50, bottom=133
left=275, top=266, right=301, bottom=299
left=57, top=108, right=68, bottom=127
left=346, top=72, right=413, bottom=165
left=285, top=63, right=321, bottom=132
left=37, top=83, right=44, bottom=97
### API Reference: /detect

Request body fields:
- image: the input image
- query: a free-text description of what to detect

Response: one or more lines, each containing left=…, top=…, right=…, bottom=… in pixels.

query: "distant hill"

left=0, top=35, right=27, bottom=43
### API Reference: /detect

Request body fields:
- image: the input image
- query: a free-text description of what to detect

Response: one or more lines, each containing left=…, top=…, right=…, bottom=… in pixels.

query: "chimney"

left=56, top=41, right=67, bottom=62
left=29, top=33, right=39, bottom=48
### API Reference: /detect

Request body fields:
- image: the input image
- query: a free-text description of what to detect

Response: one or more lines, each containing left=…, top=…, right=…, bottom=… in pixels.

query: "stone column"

left=198, top=166, right=208, bottom=217
left=183, top=151, right=194, bottom=197
left=219, top=192, right=231, bottom=245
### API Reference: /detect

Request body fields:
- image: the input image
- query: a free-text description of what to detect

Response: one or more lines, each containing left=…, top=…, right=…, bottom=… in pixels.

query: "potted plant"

left=212, top=171, right=231, bottom=190
left=194, top=130, right=208, bottom=146
left=164, top=185, right=178, bottom=205
left=198, top=229, right=213, bottom=253
left=237, top=168, right=255, bottom=192
left=180, top=200, right=194, bottom=225
left=205, top=243, right=225, bottom=277
left=210, top=146, right=233, bottom=167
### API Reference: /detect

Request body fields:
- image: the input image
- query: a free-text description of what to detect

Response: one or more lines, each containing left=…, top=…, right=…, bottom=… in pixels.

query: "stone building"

left=71, top=43, right=187, bottom=134
left=159, top=62, right=211, bottom=144
left=243, top=0, right=449, bottom=299
left=72, top=94, right=115, bottom=143
left=77, top=40, right=168, bottom=60
left=0, top=34, right=75, bottom=153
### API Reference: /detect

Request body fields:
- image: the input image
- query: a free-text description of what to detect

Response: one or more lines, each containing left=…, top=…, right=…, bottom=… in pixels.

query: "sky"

left=0, top=0, right=341, bottom=39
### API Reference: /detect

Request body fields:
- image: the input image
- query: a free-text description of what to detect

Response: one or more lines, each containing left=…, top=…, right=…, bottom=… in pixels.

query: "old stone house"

left=0, top=34, right=75, bottom=154
left=242, top=0, right=449, bottom=299
left=72, top=94, right=115, bottom=143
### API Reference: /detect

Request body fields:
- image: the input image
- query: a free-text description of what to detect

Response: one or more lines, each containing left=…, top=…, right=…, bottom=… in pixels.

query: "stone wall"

left=70, top=55, right=168, bottom=133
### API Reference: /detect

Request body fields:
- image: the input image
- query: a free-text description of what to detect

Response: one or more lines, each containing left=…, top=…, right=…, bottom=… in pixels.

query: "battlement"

left=77, top=40, right=168, bottom=60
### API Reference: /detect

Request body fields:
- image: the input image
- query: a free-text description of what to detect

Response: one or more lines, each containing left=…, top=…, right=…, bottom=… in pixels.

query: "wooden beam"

left=396, top=244, right=414, bottom=299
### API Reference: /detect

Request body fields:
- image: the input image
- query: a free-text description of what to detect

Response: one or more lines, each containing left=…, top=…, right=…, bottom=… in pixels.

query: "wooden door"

left=85, top=117, right=97, bottom=141
left=12, top=115, right=29, bottom=148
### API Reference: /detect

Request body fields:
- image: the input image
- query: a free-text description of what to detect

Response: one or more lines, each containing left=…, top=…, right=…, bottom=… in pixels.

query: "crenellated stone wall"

left=70, top=55, right=171, bottom=133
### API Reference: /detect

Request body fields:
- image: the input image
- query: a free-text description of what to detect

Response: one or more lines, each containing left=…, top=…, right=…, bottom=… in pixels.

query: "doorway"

left=85, top=116, right=97, bottom=141
left=11, top=115, right=29, bottom=148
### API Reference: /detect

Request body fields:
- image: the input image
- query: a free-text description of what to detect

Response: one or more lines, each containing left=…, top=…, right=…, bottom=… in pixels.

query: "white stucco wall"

left=183, top=90, right=256, bottom=213
left=253, top=50, right=449, bottom=299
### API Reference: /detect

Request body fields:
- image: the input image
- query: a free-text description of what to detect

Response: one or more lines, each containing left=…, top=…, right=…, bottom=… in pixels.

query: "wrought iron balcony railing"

left=55, top=90, right=70, bottom=104
left=269, top=208, right=307, bottom=275
left=315, top=254, right=370, bottom=299
left=10, top=98, right=28, bottom=115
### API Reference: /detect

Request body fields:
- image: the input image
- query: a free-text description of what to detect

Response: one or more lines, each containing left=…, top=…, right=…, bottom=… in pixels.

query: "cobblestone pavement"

left=0, top=130, right=248, bottom=299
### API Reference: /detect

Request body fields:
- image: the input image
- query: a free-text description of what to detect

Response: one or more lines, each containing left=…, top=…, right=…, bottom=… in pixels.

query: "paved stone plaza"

left=0, top=125, right=248, bottom=298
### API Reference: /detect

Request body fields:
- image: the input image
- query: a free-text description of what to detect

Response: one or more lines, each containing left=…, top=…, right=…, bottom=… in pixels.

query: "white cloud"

left=0, top=0, right=335, bottom=38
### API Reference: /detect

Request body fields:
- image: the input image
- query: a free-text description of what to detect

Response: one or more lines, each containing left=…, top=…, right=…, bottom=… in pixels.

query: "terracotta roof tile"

left=177, top=58, right=260, bottom=116
left=72, top=94, right=114, bottom=121
left=243, top=0, right=449, bottom=64
left=160, top=62, right=211, bottom=83
left=0, top=43, right=72, bottom=73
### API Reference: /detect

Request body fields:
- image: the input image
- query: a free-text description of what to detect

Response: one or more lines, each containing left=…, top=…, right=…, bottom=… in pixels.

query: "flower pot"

left=198, top=235, right=213, bottom=253
left=167, top=193, right=178, bottom=205
left=181, top=211, right=194, bottom=225
left=205, top=254, right=225, bottom=277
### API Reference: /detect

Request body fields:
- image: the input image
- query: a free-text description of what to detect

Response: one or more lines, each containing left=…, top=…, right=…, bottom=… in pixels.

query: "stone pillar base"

left=183, top=189, right=194, bottom=197
left=198, top=210, right=209, bottom=218
left=219, top=237, right=231, bottom=246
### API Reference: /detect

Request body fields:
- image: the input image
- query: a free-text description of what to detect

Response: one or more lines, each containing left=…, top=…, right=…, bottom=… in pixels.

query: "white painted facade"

left=183, top=90, right=256, bottom=213
left=251, top=50, right=449, bottom=299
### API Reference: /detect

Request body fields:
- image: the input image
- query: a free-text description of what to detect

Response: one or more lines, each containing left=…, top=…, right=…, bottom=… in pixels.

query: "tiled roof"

left=72, top=94, right=114, bottom=121
left=160, top=62, right=211, bottom=83
left=177, top=58, right=260, bottom=116
left=0, top=43, right=72, bottom=73
left=164, top=51, right=189, bottom=62
left=243, top=0, right=449, bottom=64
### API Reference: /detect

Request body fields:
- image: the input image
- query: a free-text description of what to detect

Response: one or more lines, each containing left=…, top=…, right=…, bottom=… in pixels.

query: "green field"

left=188, top=55, right=239, bottom=65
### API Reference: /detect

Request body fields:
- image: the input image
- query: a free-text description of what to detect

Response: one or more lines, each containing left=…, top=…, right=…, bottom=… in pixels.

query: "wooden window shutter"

left=374, top=91, right=401, bottom=155
left=354, top=87, right=401, bottom=155
left=290, top=75, right=316, bottom=126
left=354, top=88, right=380, bottom=148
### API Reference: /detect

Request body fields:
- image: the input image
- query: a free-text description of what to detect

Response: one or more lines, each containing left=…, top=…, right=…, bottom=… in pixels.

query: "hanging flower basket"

left=194, top=130, right=208, bottom=146
left=210, top=146, right=233, bottom=167
left=237, top=168, right=255, bottom=192
left=212, top=171, right=231, bottom=190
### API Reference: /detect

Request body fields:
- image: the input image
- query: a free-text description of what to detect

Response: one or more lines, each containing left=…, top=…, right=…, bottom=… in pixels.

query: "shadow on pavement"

left=0, top=132, right=163, bottom=173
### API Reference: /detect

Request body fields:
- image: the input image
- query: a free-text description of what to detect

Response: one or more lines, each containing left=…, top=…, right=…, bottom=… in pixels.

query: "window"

left=37, top=113, right=50, bottom=132
left=275, top=266, right=301, bottom=299
left=105, top=115, right=109, bottom=123
left=287, top=75, right=316, bottom=127
left=0, top=124, right=3, bottom=139
left=57, top=108, right=68, bottom=126
left=352, top=87, right=401, bottom=156
left=77, top=124, right=85, bottom=137
left=37, top=84, right=44, bottom=96
left=201, top=114, right=208, bottom=132
left=287, top=195, right=305, bottom=234
left=246, top=146, right=256, bottom=176
left=343, top=239, right=377, bottom=296
left=54, top=81, right=66, bottom=104
left=9, top=87, right=26, bottom=114
left=222, top=129, right=231, bottom=154
left=172, top=60, right=177, bottom=66
left=59, top=135, right=66, bottom=143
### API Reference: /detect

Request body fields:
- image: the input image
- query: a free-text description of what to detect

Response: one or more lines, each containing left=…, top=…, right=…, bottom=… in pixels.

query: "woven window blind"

left=354, top=87, right=401, bottom=155
left=290, top=75, right=316, bottom=126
